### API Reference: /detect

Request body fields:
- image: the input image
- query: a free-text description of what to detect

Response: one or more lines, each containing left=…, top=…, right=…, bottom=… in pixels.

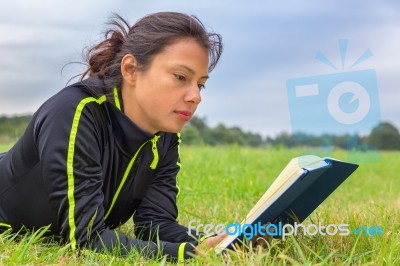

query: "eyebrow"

left=173, top=64, right=209, bottom=79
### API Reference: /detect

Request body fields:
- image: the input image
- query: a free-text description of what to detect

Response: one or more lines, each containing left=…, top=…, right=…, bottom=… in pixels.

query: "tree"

left=187, top=116, right=208, bottom=132
left=181, top=126, right=204, bottom=145
left=0, top=115, right=32, bottom=142
left=368, top=122, right=400, bottom=150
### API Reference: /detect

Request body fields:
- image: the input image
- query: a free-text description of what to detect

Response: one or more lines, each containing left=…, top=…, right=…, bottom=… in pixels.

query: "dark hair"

left=81, top=12, right=223, bottom=96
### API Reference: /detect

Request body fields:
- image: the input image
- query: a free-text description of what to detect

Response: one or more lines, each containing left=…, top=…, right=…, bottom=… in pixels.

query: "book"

left=215, top=155, right=359, bottom=253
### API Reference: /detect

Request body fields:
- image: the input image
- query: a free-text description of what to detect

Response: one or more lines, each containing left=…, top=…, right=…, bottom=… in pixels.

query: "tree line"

left=0, top=115, right=399, bottom=151
left=0, top=115, right=32, bottom=143
left=183, top=117, right=400, bottom=151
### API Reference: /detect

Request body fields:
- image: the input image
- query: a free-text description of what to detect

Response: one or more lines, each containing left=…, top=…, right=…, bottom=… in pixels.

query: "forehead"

left=152, top=38, right=209, bottom=71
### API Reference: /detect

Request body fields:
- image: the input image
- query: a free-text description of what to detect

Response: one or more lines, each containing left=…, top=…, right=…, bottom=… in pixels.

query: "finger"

left=204, top=233, right=227, bottom=248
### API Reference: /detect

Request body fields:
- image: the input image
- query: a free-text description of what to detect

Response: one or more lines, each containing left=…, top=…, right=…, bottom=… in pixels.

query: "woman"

left=0, top=12, right=224, bottom=261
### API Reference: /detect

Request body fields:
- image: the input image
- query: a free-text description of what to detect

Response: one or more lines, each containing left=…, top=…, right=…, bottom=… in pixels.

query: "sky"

left=0, top=0, right=399, bottom=137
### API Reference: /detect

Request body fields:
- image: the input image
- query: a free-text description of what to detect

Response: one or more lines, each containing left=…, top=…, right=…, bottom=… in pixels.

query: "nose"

left=184, top=85, right=202, bottom=104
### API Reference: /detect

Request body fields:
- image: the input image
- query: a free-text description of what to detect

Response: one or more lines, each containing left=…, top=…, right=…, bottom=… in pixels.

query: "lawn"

left=0, top=144, right=399, bottom=265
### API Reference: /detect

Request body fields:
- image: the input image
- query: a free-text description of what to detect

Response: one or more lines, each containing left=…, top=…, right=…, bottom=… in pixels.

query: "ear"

left=121, top=54, right=138, bottom=86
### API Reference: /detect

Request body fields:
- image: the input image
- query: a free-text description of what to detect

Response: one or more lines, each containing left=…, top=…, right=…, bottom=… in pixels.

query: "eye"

left=174, top=74, right=186, bottom=81
left=198, top=84, right=206, bottom=91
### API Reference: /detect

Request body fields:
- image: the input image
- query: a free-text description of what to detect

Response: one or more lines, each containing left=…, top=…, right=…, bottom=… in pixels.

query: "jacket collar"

left=107, top=102, right=155, bottom=155
left=81, top=77, right=156, bottom=155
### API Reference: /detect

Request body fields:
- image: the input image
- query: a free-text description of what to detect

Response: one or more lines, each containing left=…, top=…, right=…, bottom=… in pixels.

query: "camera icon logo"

left=287, top=69, right=380, bottom=135
left=286, top=39, right=381, bottom=160
left=327, top=80, right=370, bottom=125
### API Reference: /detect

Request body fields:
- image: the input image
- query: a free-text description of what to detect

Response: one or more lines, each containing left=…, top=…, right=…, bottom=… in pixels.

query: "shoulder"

left=47, top=77, right=105, bottom=106
left=32, top=78, right=109, bottom=133
left=36, top=78, right=106, bottom=116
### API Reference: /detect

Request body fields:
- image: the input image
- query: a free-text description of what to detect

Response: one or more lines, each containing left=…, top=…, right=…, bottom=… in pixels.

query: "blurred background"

left=0, top=0, right=399, bottom=142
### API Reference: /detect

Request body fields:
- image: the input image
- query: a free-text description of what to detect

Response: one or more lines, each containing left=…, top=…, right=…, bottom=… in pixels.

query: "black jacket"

left=0, top=77, right=198, bottom=261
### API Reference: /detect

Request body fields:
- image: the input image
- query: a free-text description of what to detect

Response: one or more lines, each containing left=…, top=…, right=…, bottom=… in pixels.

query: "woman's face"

left=121, top=38, right=209, bottom=134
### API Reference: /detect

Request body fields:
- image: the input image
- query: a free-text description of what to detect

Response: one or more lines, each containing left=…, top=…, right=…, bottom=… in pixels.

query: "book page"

left=216, top=155, right=326, bottom=251
left=245, top=155, right=324, bottom=221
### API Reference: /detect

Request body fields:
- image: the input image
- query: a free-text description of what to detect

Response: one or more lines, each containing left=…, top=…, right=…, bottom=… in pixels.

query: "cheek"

left=140, top=72, right=173, bottom=95
left=135, top=76, right=160, bottom=101
left=136, top=72, right=182, bottom=108
left=152, top=93, right=176, bottom=108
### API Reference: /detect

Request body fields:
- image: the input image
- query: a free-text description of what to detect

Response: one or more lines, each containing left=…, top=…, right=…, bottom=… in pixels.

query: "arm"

left=133, top=134, right=204, bottom=253
left=35, top=93, right=189, bottom=261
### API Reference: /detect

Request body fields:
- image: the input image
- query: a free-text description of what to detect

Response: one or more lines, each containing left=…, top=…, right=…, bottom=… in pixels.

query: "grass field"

left=0, top=144, right=399, bottom=265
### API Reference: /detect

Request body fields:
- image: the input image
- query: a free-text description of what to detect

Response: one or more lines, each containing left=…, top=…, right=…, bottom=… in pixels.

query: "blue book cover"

left=216, top=155, right=359, bottom=253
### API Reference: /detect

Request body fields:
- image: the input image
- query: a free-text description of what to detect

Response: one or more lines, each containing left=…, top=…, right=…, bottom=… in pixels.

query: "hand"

left=194, top=233, right=227, bottom=255
left=249, top=223, right=275, bottom=249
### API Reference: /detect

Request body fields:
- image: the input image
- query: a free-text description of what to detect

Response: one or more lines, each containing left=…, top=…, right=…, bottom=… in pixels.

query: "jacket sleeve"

left=134, top=134, right=204, bottom=251
left=35, top=93, right=194, bottom=261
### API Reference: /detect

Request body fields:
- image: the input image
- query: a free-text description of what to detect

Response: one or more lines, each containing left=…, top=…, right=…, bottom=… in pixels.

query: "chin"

left=163, top=124, right=185, bottom=134
left=158, top=119, right=187, bottom=133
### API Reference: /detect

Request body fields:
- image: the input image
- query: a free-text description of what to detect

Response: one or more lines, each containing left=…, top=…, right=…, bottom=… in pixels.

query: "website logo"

left=286, top=39, right=381, bottom=162
left=188, top=220, right=383, bottom=241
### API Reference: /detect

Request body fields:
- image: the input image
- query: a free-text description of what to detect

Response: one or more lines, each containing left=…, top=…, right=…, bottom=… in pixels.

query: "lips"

left=176, top=110, right=192, bottom=121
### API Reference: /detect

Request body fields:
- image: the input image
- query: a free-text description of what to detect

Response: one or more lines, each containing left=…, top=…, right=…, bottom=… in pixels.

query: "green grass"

left=0, top=143, right=14, bottom=153
left=0, top=144, right=399, bottom=265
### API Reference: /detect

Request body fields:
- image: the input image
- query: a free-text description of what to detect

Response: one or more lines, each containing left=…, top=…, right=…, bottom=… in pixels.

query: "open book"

left=215, top=155, right=358, bottom=253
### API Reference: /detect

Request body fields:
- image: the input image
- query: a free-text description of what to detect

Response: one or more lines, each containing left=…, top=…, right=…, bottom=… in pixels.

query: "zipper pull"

left=150, top=135, right=160, bottom=169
